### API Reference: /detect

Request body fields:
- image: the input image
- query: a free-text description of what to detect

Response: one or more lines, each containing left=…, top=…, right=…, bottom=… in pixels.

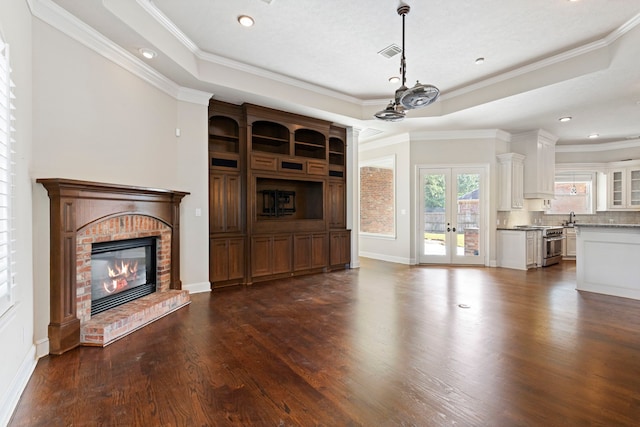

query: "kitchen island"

left=575, top=224, right=640, bottom=300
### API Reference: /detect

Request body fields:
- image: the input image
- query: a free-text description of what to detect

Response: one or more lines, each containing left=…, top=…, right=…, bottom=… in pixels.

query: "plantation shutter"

left=0, top=37, right=15, bottom=315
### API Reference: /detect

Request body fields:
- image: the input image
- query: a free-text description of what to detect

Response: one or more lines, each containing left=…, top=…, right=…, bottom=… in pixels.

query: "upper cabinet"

left=606, top=165, right=640, bottom=210
left=510, top=129, right=558, bottom=199
left=497, top=153, right=525, bottom=211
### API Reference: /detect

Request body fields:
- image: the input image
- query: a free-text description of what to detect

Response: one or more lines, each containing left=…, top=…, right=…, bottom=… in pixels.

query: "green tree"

left=424, top=173, right=479, bottom=211
left=457, top=174, right=479, bottom=198
left=424, top=174, right=445, bottom=211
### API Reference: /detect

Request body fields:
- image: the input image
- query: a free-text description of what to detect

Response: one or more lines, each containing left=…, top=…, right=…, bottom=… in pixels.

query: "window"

left=548, top=172, right=596, bottom=215
left=0, top=36, right=15, bottom=316
left=359, top=155, right=395, bottom=237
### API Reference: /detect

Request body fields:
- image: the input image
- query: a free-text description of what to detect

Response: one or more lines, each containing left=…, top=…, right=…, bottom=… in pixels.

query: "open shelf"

left=295, top=129, right=326, bottom=159
left=256, top=177, right=323, bottom=221
left=328, top=136, right=345, bottom=166
left=252, top=121, right=290, bottom=155
left=209, top=116, right=240, bottom=154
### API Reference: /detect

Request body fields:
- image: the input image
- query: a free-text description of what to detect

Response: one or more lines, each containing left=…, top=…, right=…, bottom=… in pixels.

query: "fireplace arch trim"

left=76, top=211, right=174, bottom=234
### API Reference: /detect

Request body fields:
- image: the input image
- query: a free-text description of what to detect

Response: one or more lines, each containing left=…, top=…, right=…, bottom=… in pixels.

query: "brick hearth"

left=76, top=214, right=190, bottom=346
left=81, top=290, right=190, bottom=346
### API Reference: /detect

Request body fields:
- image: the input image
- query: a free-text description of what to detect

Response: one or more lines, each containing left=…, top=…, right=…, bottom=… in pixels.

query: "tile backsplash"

left=497, top=210, right=640, bottom=228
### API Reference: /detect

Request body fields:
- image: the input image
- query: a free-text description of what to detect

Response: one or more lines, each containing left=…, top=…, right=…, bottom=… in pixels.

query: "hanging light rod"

left=375, top=2, right=440, bottom=122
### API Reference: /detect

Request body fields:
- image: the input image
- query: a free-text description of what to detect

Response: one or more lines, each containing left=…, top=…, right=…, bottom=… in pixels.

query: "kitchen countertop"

left=497, top=227, right=541, bottom=231
left=574, top=223, right=640, bottom=229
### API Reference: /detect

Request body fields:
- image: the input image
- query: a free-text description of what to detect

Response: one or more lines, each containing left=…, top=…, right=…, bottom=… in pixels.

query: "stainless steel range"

left=540, top=226, right=564, bottom=266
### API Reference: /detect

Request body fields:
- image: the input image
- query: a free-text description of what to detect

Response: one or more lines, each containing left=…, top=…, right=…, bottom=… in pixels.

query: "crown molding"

left=412, top=129, right=511, bottom=142
left=28, top=0, right=212, bottom=105
left=556, top=139, right=640, bottom=153
left=137, top=0, right=362, bottom=105
left=445, top=13, right=640, bottom=101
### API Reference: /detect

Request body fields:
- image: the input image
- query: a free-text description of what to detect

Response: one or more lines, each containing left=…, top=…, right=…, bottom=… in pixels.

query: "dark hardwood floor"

left=10, top=259, right=640, bottom=426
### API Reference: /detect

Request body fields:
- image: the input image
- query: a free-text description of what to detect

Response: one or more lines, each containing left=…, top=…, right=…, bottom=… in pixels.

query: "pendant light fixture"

left=375, top=2, right=440, bottom=121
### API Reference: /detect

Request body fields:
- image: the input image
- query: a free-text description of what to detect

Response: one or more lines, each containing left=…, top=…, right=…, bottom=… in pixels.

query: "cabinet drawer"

left=279, top=159, right=305, bottom=173
left=251, top=154, right=278, bottom=171
left=307, top=160, right=328, bottom=176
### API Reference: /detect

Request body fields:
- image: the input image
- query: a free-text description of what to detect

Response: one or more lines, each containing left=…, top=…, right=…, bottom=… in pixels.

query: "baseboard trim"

left=0, top=345, right=37, bottom=427
left=183, top=281, right=211, bottom=294
left=359, top=252, right=412, bottom=265
left=35, top=337, right=49, bottom=359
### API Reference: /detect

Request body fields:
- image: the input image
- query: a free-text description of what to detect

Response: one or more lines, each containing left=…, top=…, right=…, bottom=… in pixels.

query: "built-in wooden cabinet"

left=210, top=237, right=245, bottom=284
left=251, top=234, right=292, bottom=278
left=293, top=233, right=328, bottom=271
left=328, top=179, right=346, bottom=229
left=209, top=172, right=241, bottom=233
left=208, top=102, right=246, bottom=288
left=330, top=230, right=351, bottom=269
left=209, top=101, right=350, bottom=288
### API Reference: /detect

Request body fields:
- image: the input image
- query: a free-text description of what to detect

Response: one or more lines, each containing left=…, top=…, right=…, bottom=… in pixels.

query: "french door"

left=418, top=166, right=485, bottom=265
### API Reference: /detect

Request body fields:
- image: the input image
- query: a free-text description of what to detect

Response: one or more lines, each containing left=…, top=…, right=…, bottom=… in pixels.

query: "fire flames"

left=103, top=260, right=139, bottom=294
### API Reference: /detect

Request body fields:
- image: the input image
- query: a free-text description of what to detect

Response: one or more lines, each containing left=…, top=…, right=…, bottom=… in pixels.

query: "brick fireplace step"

left=80, top=290, right=191, bottom=347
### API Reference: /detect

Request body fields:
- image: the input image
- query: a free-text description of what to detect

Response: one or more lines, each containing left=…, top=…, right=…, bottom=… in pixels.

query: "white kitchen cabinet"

left=511, top=129, right=558, bottom=199
left=497, top=153, right=525, bottom=210
left=607, top=167, right=640, bottom=210
left=562, top=227, right=576, bottom=259
left=497, top=230, right=540, bottom=270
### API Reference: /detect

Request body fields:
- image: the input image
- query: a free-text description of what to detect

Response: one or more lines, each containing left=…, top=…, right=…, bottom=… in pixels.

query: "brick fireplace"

left=38, top=179, right=190, bottom=355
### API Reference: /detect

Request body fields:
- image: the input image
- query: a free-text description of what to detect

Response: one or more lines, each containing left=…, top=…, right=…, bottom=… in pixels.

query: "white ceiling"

left=41, top=0, right=640, bottom=146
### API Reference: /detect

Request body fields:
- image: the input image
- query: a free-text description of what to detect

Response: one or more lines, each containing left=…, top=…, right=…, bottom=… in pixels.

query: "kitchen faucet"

left=569, top=211, right=575, bottom=224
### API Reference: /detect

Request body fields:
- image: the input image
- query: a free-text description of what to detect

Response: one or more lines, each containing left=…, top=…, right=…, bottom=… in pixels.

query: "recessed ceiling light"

left=588, top=133, right=599, bottom=139
left=238, top=15, right=255, bottom=27
left=559, top=116, right=572, bottom=122
left=388, top=76, right=400, bottom=84
left=139, top=48, right=157, bottom=59
left=475, top=57, right=485, bottom=65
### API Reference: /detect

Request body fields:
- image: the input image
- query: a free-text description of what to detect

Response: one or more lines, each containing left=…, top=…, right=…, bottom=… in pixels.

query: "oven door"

left=543, top=236, right=564, bottom=265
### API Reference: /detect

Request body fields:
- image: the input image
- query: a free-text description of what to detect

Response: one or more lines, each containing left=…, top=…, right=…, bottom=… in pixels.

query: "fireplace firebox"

left=90, top=237, right=157, bottom=316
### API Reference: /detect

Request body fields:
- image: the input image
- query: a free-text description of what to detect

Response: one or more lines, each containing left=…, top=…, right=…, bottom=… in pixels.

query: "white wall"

left=30, top=18, right=210, bottom=353
left=175, top=101, right=210, bottom=292
left=358, top=132, right=506, bottom=266
left=409, top=134, right=501, bottom=265
left=358, top=134, right=412, bottom=264
left=0, top=1, right=35, bottom=425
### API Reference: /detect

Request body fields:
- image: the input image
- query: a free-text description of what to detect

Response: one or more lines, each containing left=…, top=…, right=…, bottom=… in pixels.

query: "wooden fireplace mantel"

left=37, top=178, right=189, bottom=354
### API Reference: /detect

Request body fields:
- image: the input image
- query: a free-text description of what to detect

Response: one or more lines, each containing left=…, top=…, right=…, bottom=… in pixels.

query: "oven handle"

left=544, top=236, right=565, bottom=241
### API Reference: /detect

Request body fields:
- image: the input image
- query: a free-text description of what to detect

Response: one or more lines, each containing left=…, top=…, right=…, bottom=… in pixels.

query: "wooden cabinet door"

left=225, top=174, right=241, bottom=232
left=328, top=180, right=345, bottom=229
left=210, top=174, right=226, bottom=233
left=210, top=238, right=229, bottom=282
left=252, top=236, right=272, bottom=277
left=293, top=234, right=312, bottom=271
left=312, top=233, right=328, bottom=268
left=210, top=172, right=242, bottom=233
left=330, top=231, right=350, bottom=266
left=272, top=235, right=292, bottom=274
left=228, top=238, right=245, bottom=280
